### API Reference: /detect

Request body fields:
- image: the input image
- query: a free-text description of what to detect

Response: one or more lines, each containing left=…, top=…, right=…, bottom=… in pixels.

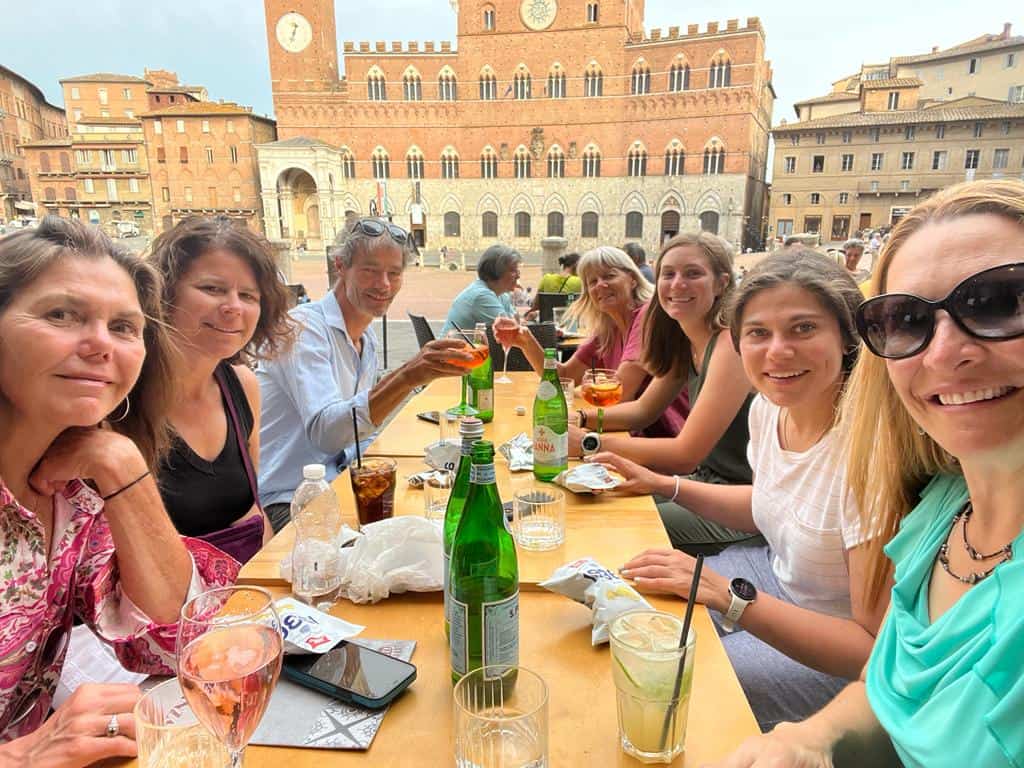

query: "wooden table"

left=120, top=589, right=758, bottom=767
left=238, top=457, right=668, bottom=589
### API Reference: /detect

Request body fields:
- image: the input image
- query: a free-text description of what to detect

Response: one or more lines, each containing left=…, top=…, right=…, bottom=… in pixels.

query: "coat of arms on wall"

left=530, top=128, right=545, bottom=160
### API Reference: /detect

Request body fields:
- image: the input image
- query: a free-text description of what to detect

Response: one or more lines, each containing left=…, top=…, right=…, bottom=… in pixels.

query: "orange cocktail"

left=448, top=343, right=490, bottom=369
left=581, top=369, right=623, bottom=407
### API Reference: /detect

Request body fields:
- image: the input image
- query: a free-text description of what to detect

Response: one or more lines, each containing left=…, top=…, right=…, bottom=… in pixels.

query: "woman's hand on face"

left=585, top=451, right=662, bottom=495
left=16, top=683, right=141, bottom=768
left=620, top=548, right=728, bottom=610
left=29, top=427, right=147, bottom=498
left=703, top=722, right=835, bottom=768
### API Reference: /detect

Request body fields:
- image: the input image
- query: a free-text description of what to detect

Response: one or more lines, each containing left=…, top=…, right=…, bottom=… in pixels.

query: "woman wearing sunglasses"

left=0, top=218, right=238, bottom=764
left=711, top=180, right=1024, bottom=768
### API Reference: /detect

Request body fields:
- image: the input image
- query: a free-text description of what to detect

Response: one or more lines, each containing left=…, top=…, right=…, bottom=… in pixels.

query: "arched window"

left=59, top=152, right=71, bottom=172
left=631, top=61, right=651, bottom=95
left=547, top=146, right=565, bottom=178
left=479, top=68, right=497, bottom=100
left=582, top=145, right=601, bottom=178
left=547, top=65, right=566, bottom=98
left=403, top=69, right=422, bottom=101
left=341, top=149, right=356, bottom=178
left=625, top=211, right=644, bottom=238
left=372, top=147, right=390, bottom=179
left=708, top=55, right=732, bottom=88
left=367, top=67, right=387, bottom=100
left=514, top=211, right=531, bottom=237
left=669, top=60, right=690, bottom=92
left=514, top=69, right=532, bottom=100
left=39, top=153, right=51, bottom=173
left=703, top=144, right=725, bottom=174
left=438, top=69, right=458, bottom=101
left=514, top=147, right=531, bottom=179
left=547, top=211, right=564, bottom=237
left=664, top=142, right=685, bottom=176
left=584, top=63, right=603, bottom=97
left=406, top=148, right=424, bottom=180
left=44, top=187, right=56, bottom=201
left=581, top=211, right=599, bottom=238
left=586, top=2, right=599, bottom=22
left=627, top=144, right=648, bottom=177
left=483, top=5, right=496, bottom=31
left=699, top=211, right=720, bottom=234
left=482, top=211, right=498, bottom=237
left=480, top=146, right=499, bottom=179
left=444, top=212, right=461, bottom=237
left=441, top=147, right=460, bottom=179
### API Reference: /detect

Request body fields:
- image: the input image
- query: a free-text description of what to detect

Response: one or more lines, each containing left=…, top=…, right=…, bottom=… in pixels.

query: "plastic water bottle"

left=290, top=464, right=343, bottom=607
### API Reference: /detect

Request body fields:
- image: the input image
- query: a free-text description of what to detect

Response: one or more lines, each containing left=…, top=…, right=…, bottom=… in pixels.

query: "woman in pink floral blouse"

left=0, top=217, right=239, bottom=765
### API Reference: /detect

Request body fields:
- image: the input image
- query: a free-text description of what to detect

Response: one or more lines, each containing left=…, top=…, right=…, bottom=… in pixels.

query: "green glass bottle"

left=532, top=348, right=568, bottom=482
left=443, top=417, right=485, bottom=639
left=467, top=322, right=494, bottom=423
left=449, top=441, right=519, bottom=686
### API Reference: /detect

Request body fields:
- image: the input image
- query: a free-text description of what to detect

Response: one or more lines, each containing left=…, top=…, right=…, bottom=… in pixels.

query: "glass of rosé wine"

left=493, top=312, right=521, bottom=385
left=177, top=587, right=283, bottom=768
left=581, top=368, right=623, bottom=408
left=445, top=327, right=490, bottom=416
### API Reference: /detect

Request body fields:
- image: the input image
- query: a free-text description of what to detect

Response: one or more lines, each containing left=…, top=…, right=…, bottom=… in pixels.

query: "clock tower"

left=264, top=0, right=339, bottom=93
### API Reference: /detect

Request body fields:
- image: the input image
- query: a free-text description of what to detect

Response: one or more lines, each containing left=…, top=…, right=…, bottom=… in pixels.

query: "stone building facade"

left=0, top=65, right=66, bottom=223
left=259, top=0, right=775, bottom=262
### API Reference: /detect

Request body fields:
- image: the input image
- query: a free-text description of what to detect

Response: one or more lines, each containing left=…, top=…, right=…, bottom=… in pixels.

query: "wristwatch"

left=720, top=578, right=757, bottom=632
left=580, top=432, right=601, bottom=457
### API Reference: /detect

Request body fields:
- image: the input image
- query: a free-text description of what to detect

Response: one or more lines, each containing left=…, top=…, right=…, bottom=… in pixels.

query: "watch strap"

left=720, top=586, right=754, bottom=633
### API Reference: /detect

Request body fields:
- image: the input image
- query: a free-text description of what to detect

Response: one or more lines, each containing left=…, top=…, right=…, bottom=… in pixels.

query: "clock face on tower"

left=520, top=0, right=557, bottom=30
left=276, top=11, right=313, bottom=53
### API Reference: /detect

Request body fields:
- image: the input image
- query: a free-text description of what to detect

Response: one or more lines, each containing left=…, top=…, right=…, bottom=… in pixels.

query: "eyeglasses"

left=855, top=262, right=1024, bottom=359
left=1, top=605, right=73, bottom=733
left=352, top=218, right=408, bottom=245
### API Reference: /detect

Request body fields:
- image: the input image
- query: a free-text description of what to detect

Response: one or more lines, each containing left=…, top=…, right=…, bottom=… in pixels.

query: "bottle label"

left=471, top=388, right=494, bottom=412
left=470, top=462, right=496, bottom=485
left=449, top=596, right=469, bottom=676
left=483, top=591, right=519, bottom=678
left=443, top=551, right=450, bottom=626
left=460, top=436, right=477, bottom=456
left=534, top=425, right=568, bottom=467
left=536, top=380, right=558, bottom=401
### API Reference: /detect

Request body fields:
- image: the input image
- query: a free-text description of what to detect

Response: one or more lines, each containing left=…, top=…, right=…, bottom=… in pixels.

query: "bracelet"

left=596, top=407, right=604, bottom=435
left=101, top=470, right=152, bottom=502
left=671, top=474, right=681, bottom=503
left=577, top=409, right=588, bottom=429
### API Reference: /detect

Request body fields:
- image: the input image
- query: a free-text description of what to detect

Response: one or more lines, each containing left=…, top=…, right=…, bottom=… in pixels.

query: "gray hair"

left=477, top=243, right=522, bottom=282
left=330, top=217, right=411, bottom=269
left=622, top=242, right=647, bottom=266
left=843, top=238, right=866, bottom=251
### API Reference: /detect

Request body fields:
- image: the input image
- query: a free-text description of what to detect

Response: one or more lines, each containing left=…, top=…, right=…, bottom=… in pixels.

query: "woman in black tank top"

left=148, top=217, right=296, bottom=562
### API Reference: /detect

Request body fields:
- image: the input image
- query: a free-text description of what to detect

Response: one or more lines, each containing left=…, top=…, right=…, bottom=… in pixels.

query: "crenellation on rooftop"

left=344, top=40, right=458, bottom=56
left=632, top=18, right=765, bottom=46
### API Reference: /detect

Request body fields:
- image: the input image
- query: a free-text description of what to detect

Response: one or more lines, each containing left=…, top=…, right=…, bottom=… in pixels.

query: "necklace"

left=780, top=409, right=831, bottom=452
left=937, top=503, right=1014, bottom=585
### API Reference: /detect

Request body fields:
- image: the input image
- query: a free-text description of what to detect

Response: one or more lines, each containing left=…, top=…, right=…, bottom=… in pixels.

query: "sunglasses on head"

left=855, top=262, right=1024, bottom=360
left=353, top=218, right=408, bottom=245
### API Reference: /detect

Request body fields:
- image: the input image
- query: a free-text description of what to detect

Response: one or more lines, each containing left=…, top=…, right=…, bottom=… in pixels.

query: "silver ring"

left=105, top=713, right=119, bottom=738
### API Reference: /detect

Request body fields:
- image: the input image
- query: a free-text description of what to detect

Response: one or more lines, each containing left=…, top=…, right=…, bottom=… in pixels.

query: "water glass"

left=425, top=469, right=455, bottom=520
left=559, top=377, right=575, bottom=406
left=511, top=488, right=566, bottom=551
left=135, top=678, right=228, bottom=768
left=454, top=666, right=548, bottom=768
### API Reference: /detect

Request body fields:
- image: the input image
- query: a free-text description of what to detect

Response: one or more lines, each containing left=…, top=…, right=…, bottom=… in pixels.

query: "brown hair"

left=0, top=216, right=175, bottom=466
left=643, top=232, right=736, bottom=378
left=728, top=247, right=863, bottom=375
left=843, top=179, right=1024, bottom=606
left=148, top=216, right=296, bottom=364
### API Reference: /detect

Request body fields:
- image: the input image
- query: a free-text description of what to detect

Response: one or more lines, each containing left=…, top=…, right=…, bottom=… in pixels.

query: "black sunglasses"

left=855, top=262, right=1024, bottom=359
left=353, top=218, right=408, bottom=245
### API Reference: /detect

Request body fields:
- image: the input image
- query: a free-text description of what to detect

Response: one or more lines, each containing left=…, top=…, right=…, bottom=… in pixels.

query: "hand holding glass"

left=493, top=314, right=521, bottom=385
left=581, top=369, right=623, bottom=408
left=445, top=328, right=490, bottom=416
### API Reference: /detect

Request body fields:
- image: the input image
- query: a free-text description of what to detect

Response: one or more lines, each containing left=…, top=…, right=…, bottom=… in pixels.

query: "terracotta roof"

left=59, top=73, right=149, bottom=84
left=261, top=136, right=333, bottom=148
left=794, top=92, right=860, bottom=106
left=773, top=101, right=1024, bottom=132
left=18, top=137, right=72, bottom=148
left=861, top=77, right=923, bottom=90
left=891, top=34, right=1023, bottom=64
left=0, top=65, right=63, bottom=112
left=140, top=101, right=267, bottom=119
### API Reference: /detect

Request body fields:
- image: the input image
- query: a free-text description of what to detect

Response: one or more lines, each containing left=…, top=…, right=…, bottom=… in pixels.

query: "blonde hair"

left=842, top=179, right=1024, bottom=605
left=565, top=246, right=653, bottom=357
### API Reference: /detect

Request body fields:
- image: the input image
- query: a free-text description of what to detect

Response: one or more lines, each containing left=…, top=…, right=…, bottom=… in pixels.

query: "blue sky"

left=5, top=1, right=1021, bottom=122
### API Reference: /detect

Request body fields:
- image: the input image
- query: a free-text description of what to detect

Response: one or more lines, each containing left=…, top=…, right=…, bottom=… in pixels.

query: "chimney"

left=1003, top=22, right=1012, bottom=39
left=931, top=46, right=939, bottom=53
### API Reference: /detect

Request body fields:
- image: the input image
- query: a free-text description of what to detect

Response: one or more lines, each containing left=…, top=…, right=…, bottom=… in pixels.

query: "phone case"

left=282, top=658, right=417, bottom=710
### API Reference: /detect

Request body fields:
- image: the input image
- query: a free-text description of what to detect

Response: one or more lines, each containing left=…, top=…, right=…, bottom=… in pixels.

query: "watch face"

left=730, top=578, right=757, bottom=602
left=276, top=12, right=313, bottom=53
left=581, top=433, right=600, bottom=452
left=520, top=0, right=557, bottom=30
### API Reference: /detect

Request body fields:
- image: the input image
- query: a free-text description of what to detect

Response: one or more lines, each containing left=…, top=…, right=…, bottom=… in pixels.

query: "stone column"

left=261, top=192, right=282, bottom=240
left=278, top=190, right=295, bottom=243
left=540, top=236, right=568, bottom=274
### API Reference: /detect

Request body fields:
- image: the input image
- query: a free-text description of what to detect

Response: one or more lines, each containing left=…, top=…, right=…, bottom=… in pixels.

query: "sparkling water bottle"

left=290, top=464, right=343, bottom=607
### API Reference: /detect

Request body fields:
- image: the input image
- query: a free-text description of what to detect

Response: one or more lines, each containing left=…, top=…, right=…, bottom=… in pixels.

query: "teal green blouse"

left=866, top=473, right=1024, bottom=768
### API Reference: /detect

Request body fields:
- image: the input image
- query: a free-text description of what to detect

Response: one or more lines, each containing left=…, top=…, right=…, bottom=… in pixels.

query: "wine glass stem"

left=502, top=346, right=510, bottom=378
left=460, top=374, right=468, bottom=408
left=229, top=747, right=245, bottom=768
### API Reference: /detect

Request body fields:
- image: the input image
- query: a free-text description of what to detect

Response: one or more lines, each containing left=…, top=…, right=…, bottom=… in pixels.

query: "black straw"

left=449, top=319, right=474, bottom=346
left=659, top=553, right=704, bottom=751
left=591, top=354, right=596, bottom=379
left=351, top=407, right=362, bottom=468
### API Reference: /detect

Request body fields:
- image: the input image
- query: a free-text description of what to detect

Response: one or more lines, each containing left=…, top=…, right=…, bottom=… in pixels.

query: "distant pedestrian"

left=623, top=242, right=655, bottom=283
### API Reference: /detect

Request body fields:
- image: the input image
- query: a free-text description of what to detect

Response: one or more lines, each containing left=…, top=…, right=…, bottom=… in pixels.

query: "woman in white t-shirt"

left=591, top=248, right=890, bottom=731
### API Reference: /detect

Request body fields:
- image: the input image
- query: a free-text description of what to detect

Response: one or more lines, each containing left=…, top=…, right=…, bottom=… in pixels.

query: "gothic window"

left=441, top=148, right=460, bottom=179
left=514, top=211, right=531, bottom=237
left=406, top=148, right=424, bottom=180
left=479, top=69, right=497, bottom=100
left=403, top=70, right=422, bottom=101
left=582, top=146, right=601, bottom=177
left=664, top=145, right=685, bottom=176
left=480, top=146, right=499, bottom=178
left=367, top=69, right=387, bottom=100
left=439, top=71, right=458, bottom=101
left=372, top=148, right=390, bottom=179
left=514, top=147, right=531, bottom=179
left=631, top=62, right=651, bottom=95
left=547, top=146, right=565, bottom=178
left=514, top=70, right=532, bottom=100
left=627, top=145, right=648, bottom=177
left=669, top=61, right=690, bottom=91
left=584, top=63, right=603, bottom=97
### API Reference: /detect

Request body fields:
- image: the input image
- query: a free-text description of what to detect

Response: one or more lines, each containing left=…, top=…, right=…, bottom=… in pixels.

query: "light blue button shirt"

left=439, top=279, right=514, bottom=337
left=257, top=292, right=378, bottom=506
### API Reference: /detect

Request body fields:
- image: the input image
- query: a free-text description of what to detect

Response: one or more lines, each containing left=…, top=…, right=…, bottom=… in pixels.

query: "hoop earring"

left=108, top=396, right=130, bottom=423
left=916, top=425, right=926, bottom=437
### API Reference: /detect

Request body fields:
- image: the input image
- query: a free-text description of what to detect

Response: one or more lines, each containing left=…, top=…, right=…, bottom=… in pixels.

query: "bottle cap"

left=458, top=416, right=485, bottom=438
left=302, top=463, right=326, bottom=480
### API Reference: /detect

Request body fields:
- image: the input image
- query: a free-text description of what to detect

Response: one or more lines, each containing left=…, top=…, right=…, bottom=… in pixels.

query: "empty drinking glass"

left=424, top=469, right=455, bottom=521
left=135, top=678, right=228, bottom=768
left=511, top=488, right=566, bottom=551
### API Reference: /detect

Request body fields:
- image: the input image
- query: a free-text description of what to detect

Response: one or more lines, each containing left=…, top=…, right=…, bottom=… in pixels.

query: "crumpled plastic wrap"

left=498, top=432, right=534, bottom=471
left=335, top=516, right=444, bottom=604
left=539, top=557, right=653, bottom=645
left=554, top=463, right=621, bottom=493
left=424, top=439, right=461, bottom=472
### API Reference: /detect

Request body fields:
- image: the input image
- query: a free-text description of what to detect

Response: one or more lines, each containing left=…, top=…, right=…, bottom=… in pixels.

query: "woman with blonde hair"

left=712, top=181, right=1024, bottom=768
left=502, top=245, right=654, bottom=400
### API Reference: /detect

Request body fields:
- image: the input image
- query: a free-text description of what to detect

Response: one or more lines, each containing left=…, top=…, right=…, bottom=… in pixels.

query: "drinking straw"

left=591, top=354, right=596, bottom=379
left=449, top=319, right=475, bottom=346
left=351, top=407, right=362, bottom=468
left=659, top=553, right=704, bottom=751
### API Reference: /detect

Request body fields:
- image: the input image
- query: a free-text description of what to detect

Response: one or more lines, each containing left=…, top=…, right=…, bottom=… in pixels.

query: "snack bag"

left=539, top=558, right=653, bottom=645
left=274, top=597, right=365, bottom=654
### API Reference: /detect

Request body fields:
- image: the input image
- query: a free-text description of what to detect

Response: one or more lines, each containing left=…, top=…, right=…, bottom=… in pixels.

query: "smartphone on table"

left=282, top=642, right=417, bottom=709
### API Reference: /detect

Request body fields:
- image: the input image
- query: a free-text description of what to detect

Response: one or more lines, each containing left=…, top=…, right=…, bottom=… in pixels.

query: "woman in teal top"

left=709, top=179, right=1024, bottom=768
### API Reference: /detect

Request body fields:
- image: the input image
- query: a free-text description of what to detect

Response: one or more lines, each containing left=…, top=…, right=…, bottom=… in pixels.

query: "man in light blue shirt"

left=258, top=218, right=468, bottom=531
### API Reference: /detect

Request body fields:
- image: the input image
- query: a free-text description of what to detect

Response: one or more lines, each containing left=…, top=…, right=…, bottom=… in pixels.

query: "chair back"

left=528, top=321, right=559, bottom=352
left=485, top=326, right=533, bottom=372
left=407, top=312, right=436, bottom=349
left=537, top=292, right=570, bottom=323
